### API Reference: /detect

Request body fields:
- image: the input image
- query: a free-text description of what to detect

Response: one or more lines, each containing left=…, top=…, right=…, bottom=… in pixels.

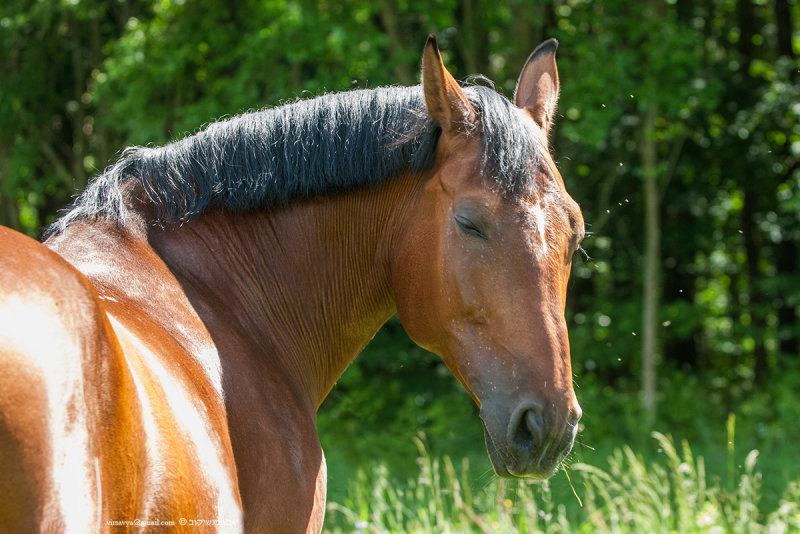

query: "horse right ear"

left=421, top=34, right=476, bottom=133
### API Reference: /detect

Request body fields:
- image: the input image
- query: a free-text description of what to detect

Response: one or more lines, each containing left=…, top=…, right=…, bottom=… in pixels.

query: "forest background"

left=2, top=0, right=799, bottom=530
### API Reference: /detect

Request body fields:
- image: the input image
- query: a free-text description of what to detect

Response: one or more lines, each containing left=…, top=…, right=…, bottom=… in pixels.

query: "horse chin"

left=483, top=429, right=512, bottom=478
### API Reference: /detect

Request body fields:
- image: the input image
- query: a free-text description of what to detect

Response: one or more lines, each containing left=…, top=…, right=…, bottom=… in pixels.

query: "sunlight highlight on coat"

left=0, top=295, right=97, bottom=533
left=121, top=345, right=166, bottom=522
left=109, top=316, right=243, bottom=528
left=169, top=320, right=224, bottom=397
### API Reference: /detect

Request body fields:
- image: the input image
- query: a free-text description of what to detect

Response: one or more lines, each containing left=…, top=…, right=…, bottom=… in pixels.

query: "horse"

left=0, top=35, right=584, bottom=532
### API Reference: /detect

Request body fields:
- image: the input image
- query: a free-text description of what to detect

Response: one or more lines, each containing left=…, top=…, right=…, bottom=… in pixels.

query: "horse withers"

left=0, top=35, right=584, bottom=532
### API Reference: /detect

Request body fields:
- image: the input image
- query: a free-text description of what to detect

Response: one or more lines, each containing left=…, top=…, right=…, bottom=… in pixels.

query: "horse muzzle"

left=480, top=398, right=581, bottom=479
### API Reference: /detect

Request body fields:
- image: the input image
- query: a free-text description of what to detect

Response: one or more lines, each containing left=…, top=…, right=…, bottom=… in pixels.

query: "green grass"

left=323, top=432, right=800, bottom=533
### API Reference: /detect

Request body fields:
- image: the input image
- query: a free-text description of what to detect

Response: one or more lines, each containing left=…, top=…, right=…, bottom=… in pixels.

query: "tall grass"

left=325, top=432, right=800, bottom=533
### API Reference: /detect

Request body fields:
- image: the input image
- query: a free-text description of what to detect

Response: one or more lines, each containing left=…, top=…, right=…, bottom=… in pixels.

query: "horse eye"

left=455, top=214, right=487, bottom=240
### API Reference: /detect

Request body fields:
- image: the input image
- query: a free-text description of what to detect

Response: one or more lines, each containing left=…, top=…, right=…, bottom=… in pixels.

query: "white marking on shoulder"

left=108, top=316, right=243, bottom=529
left=169, top=319, right=224, bottom=397
left=0, top=294, right=97, bottom=532
left=122, top=351, right=166, bottom=521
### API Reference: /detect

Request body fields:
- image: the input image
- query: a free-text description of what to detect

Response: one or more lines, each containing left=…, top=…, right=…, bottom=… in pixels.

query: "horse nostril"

left=508, top=403, right=544, bottom=454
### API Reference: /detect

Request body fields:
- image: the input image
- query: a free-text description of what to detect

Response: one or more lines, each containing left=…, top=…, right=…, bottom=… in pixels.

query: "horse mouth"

left=481, top=422, right=573, bottom=480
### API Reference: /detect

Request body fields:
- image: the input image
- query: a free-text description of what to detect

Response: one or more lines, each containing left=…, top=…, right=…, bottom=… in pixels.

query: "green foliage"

left=327, top=435, right=575, bottom=533
left=324, top=434, right=800, bottom=533
left=572, top=432, right=800, bottom=534
left=320, top=357, right=800, bottom=527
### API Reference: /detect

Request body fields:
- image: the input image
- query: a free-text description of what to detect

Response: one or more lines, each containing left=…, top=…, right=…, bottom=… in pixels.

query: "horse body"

left=2, top=221, right=245, bottom=531
left=0, top=36, right=584, bottom=532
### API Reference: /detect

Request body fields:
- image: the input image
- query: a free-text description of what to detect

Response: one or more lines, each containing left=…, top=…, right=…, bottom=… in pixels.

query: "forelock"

left=463, top=85, right=546, bottom=195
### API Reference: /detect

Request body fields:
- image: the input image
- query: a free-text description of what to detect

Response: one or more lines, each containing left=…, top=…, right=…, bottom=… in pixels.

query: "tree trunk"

left=456, top=0, right=490, bottom=75
left=736, top=0, right=769, bottom=380
left=774, top=0, right=798, bottom=358
left=0, top=145, right=20, bottom=231
left=69, top=14, right=88, bottom=192
left=640, top=103, right=660, bottom=424
left=742, top=189, right=769, bottom=379
left=774, top=0, right=794, bottom=59
left=380, top=0, right=415, bottom=86
left=509, top=1, right=554, bottom=71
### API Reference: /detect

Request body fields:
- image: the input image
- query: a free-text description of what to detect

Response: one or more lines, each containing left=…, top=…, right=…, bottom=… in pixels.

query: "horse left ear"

left=422, top=34, right=476, bottom=133
left=514, top=38, right=560, bottom=134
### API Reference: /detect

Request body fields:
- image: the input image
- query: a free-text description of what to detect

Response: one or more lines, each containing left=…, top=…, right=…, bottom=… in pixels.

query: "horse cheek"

left=392, top=234, right=444, bottom=354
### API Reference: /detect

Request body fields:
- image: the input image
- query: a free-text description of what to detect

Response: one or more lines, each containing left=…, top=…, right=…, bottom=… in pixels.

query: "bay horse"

left=0, top=36, right=584, bottom=532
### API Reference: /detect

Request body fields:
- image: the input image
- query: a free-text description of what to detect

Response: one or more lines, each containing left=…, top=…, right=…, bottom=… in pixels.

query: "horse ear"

left=514, top=38, right=560, bottom=134
left=422, top=34, right=476, bottom=132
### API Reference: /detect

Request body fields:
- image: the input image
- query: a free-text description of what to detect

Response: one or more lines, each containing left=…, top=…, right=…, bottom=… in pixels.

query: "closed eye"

left=455, top=214, right=488, bottom=240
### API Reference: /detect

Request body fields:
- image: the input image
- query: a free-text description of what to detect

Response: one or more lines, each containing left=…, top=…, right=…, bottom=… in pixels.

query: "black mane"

left=45, top=84, right=542, bottom=237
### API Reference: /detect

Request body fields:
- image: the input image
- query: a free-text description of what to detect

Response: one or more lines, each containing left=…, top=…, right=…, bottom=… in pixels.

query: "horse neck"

left=149, top=172, right=425, bottom=409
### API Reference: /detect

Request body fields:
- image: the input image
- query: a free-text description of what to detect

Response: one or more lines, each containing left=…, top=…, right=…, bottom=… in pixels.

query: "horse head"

left=393, top=36, right=584, bottom=478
